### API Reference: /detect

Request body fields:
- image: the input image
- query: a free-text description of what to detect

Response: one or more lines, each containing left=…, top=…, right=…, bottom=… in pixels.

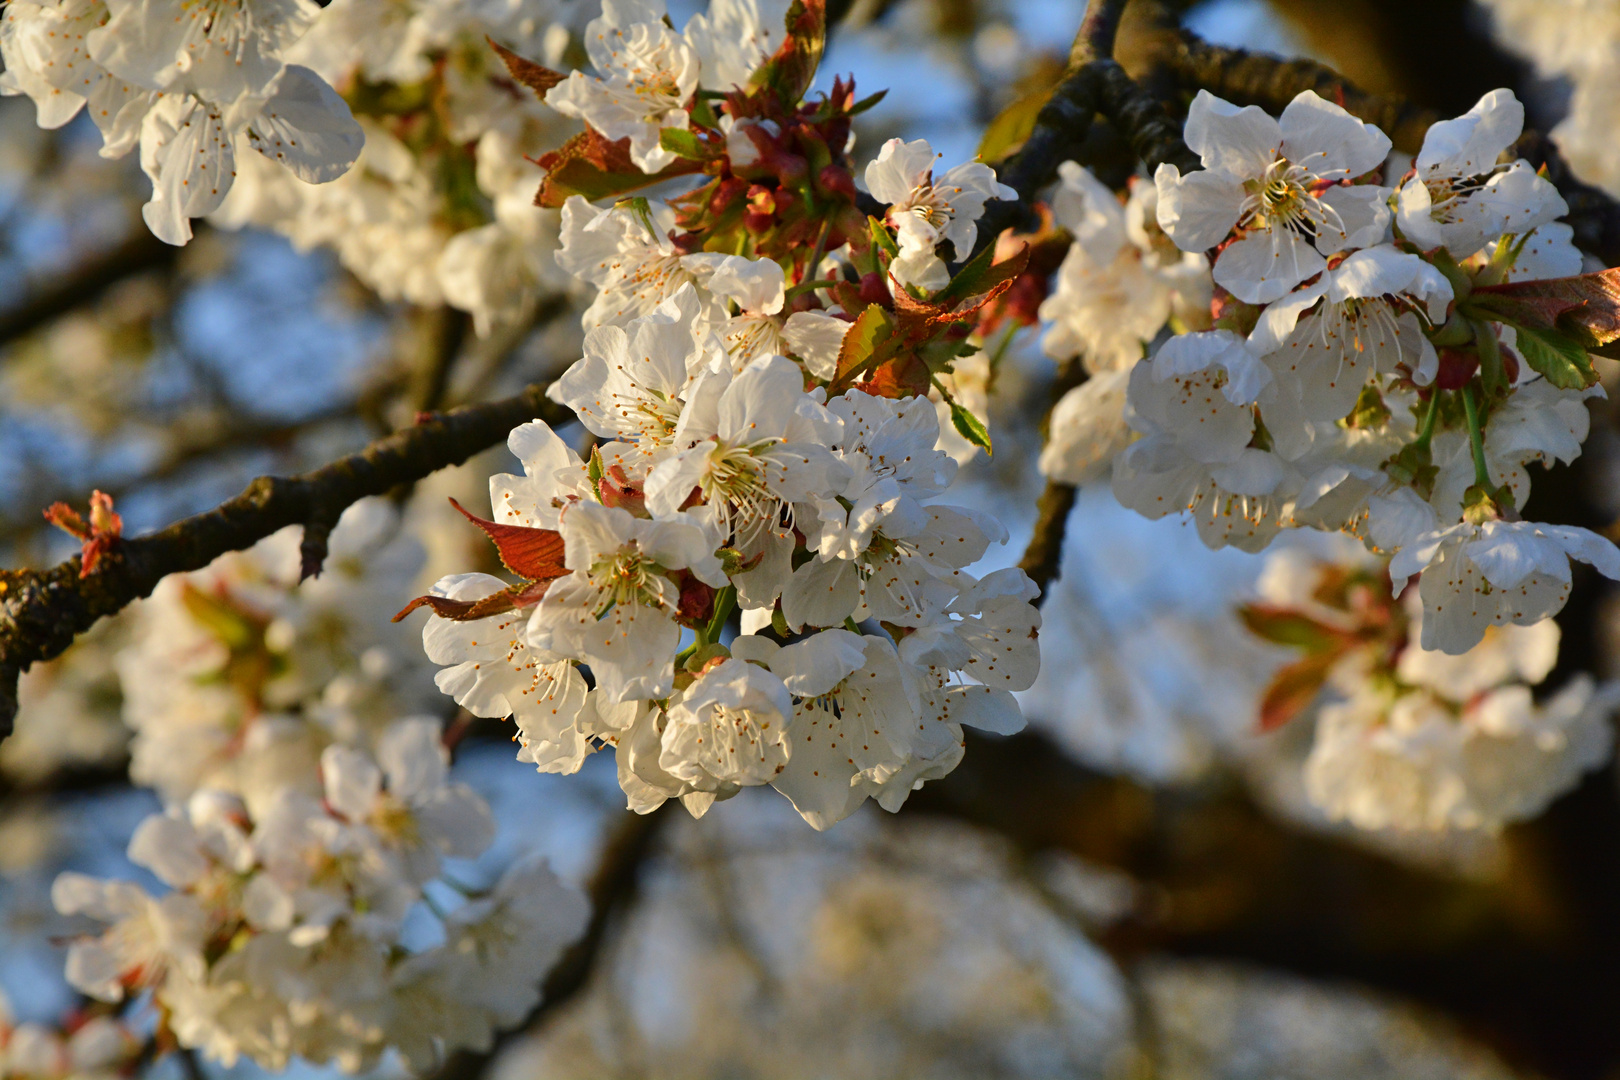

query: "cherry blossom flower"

left=1040, top=163, right=1211, bottom=372
left=660, top=656, right=796, bottom=786
left=529, top=501, right=727, bottom=703
left=1155, top=89, right=1392, bottom=304
left=557, top=196, right=709, bottom=328
left=864, top=137, right=1015, bottom=291
left=1395, top=88, right=1567, bottom=257
left=544, top=0, right=699, bottom=172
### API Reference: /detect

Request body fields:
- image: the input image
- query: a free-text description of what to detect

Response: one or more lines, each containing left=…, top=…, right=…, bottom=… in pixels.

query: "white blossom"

left=544, top=0, right=698, bottom=172
left=1155, top=89, right=1392, bottom=304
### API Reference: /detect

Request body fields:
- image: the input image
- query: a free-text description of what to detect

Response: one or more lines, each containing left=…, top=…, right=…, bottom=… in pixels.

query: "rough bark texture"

left=0, top=384, right=571, bottom=735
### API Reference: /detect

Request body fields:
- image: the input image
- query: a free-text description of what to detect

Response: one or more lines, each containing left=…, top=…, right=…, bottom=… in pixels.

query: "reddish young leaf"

left=1238, top=603, right=1349, bottom=654
left=535, top=129, right=704, bottom=208
left=44, top=490, right=123, bottom=578
left=749, top=0, right=826, bottom=104
left=676, top=572, right=717, bottom=626
left=448, top=498, right=568, bottom=582
left=392, top=578, right=554, bottom=623
left=1471, top=266, right=1620, bottom=355
left=487, top=37, right=565, bottom=98
left=1257, top=651, right=1338, bottom=732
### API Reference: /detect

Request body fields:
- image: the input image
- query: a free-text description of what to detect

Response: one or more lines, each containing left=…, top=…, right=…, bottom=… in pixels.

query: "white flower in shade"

left=556, top=196, right=707, bottom=328
left=782, top=502, right=1004, bottom=631
left=744, top=630, right=919, bottom=829
left=530, top=501, right=727, bottom=703
left=1154, top=89, right=1392, bottom=304
left=660, top=656, right=796, bottom=786
left=1486, top=221, right=1585, bottom=281
left=387, top=856, right=589, bottom=1072
left=548, top=286, right=711, bottom=476
left=1396, top=591, right=1560, bottom=700
left=1122, top=329, right=1274, bottom=463
left=684, top=0, right=792, bottom=91
left=1038, top=369, right=1136, bottom=486
left=1304, top=676, right=1618, bottom=831
left=52, top=872, right=208, bottom=1003
left=320, top=719, right=496, bottom=886
left=1426, top=379, right=1601, bottom=522
left=803, top=390, right=957, bottom=562
left=143, top=65, right=364, bottom=244
left=87, top=0, right=316, bottom=101
left=1395, top=88, right=1567, bottom=258
left=1248, top=245, right=1450, bottom=458
left=864, top=137, right=1015, bottom=291
left=604, top=698, right=737, bottom=816
left=1382, top=507, right=1620, bottom=653
left=1039, top=164, right=1212, bottom=373
left=422, top=574, right=594, bottom=774
left=543, top=0, right=698, bottom=172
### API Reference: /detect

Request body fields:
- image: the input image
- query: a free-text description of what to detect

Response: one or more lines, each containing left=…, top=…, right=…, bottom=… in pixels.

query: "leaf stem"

left=1461, top=382, right=1492, bottom=490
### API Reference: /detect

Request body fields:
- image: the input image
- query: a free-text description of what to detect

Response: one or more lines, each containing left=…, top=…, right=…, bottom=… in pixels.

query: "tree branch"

left=0, top=383, right=571, bottom=738
left=1152, top=31, right=1440, bottom=155
left=0, top=230, right=183, bottom=347
left=972, top=0, right=1196, bottom=261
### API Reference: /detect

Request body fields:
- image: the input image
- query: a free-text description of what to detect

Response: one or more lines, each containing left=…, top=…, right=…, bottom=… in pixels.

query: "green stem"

left=1470, top=318, right=1505, bottom=397
left=703, top=585, right=736, bottom=647
left=783, top=278, right=838, bottom=302
left=1413, top=390, right=1441, bottom=451
left=1461, top=382, right=1492, bottom=490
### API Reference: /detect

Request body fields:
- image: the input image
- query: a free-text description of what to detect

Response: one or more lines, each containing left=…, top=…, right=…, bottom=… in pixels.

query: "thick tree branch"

left=0, top=384, right=571, bottom=738
left=0, top=230, right=182, bottom=347
left=1152, top=32, right=1441, bottom=155
left=973, top=0, right=1196, bottom=261
left=1017, top=481, right=1078, bottom=602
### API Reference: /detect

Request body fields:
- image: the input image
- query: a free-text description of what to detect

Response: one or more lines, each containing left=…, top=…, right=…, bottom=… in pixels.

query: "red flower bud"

left=816, top=164, right=856, bottom=202
left=858, top=272, right=890, bottom=306
left=1434, top=347, right=1480, bottom=390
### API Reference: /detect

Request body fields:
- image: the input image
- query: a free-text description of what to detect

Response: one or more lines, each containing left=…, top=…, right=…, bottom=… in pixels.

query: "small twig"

left=1018, top=480, right=1078, bottom=603
left=0, top=383, right=571, bottom=737
left=0, top=229, right=184, bottom=347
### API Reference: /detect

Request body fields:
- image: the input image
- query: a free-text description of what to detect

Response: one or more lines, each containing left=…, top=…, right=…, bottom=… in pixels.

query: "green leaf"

left=1238, top=604, right=1346, bottom=654
left=978, top=85, right=1053, bottom=164
left=1514, top=324, right=1598, bottom=390
left=934, top=238, right=1029, bottom=306
left=847, top=89, right=887, bottom=117
left=658, top=127, right=709, bottom=160
left=748, top=0, right=826, bottom=104
left=948, top=400, right=993, bottom=454
left=833, top=303, right=893, bottom=383
left=867, top=215, right=899, bottom=260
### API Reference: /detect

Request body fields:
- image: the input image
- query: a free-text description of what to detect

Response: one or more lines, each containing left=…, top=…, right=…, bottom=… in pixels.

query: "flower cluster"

left=1045, top=86, right=1620, bottom=655
left=41, top=500, right=588, bottom=1069
left=0, top=0, right=364, bottom=244
left=54, top=737, right=586, bottom=1071
left=1242, top=546, right=1616, bottom=831
left=1038, top=163, right=1213, bottom=485
left=209, top=0, right=578, bottom=330
left=0, top=997, right=139, bottom=1080
left=114, top=500, right=437, bottom=814
left=407, top=0, right=1041, bottom=831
